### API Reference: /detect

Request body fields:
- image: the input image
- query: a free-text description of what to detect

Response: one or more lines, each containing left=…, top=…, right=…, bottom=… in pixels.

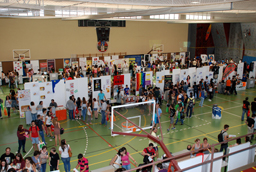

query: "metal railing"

left=125, top=131, right=256, bottom=172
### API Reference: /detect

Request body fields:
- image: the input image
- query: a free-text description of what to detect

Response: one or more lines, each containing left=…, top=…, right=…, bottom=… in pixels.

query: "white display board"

left=227, top=142, right=250, bottom=171
left=92, top=76, right=111, bottom=100
left=203, top=66, right=210, bottom=81
left=218, top=66, right=224, bottom=82
left=53, top=80, right=66, bottom=107
left=156, top=71, right=165, bottom=91
left=180, top=69, right=189, bottom=83
left=237, top=63, right=244, bottom=80
left=196, top=67, right=204, bottom=84
left=249, top=61, right=256, bottom=78
left=164, top=70, right=170, bottom=75
left=173, top=69, right=180, bottom=85
left=206, top=152, right=223, bottom=172
left=25, top=82, right=53, bottom=108
left=178, top=156, right=203, bottom=172
left=208, top=72, right=214, bottom=82
left=92, top=57, right=99, bottom=66
left=79, top=58, right=87, bottom=71
left=30, top=60, right=39, bottom=73
left=18, top=89, right=31, bottom=118
left=65, top=78, right=88, bottom=103
left=114, top=74, right=131, bottom=97
left=13, top=61, right=23, bottom=76
left=112, top=55, right=119, bottom=60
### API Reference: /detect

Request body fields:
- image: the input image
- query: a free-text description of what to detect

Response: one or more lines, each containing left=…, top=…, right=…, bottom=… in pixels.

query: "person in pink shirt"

left=120, top=147, right=137, bottom=170
left=75, top=154, right=88, bottom=172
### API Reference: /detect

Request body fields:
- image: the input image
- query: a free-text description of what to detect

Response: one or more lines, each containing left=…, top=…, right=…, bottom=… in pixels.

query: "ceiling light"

left=191, top=1, right=200, bottom=4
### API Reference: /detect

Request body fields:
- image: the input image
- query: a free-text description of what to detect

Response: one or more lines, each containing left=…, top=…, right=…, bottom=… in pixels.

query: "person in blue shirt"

left=124, top=85, right=130, bottom=95
left=199, top=88, right=205, bottom=107
left=98, top=89, right=106, bottom=108
left=154, top=103, right=162, bottom=128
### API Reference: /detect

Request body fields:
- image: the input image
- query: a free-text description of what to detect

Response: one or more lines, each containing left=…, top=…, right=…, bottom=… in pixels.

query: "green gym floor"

left=0, top=84, right=255, bottom=171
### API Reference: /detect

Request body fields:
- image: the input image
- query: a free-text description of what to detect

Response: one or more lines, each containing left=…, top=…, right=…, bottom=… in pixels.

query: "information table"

left=56, top=107, right=67, bottom=121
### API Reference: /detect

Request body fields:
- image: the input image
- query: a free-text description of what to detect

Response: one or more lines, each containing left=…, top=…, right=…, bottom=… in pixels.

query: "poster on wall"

left=180, top=52, right=185, bottom=65
left=145, top=73, right=151, bottom=85
left=47, top=59, right=55, bottom=72
left=196, top=67, right=204, bottom=84
left=86, top=60, right=92, bottom=69
left=201, top=54, right=208, bottom=63
left=164, top=75, right=172, bottom=91
left=30, top=60, right=39, bottom=73
left=125, top=55, right=142, bottom=66
left=40, top=62, right=47, bottom=73
left=113, top=75, right=124, bottom=85
left=92, top=57, right=99, bottom=66
left=79, top=58, right=87, bottom=71
left=72, top=61, right=79, bottom=69
left=94, top=79, right=101, bottom=91
left=180, top=69, right=188, bottom=82
left=13, top=61, right=23, bottom=76
left=64, top=58, right=71, bottom=68
left=209, top=54, right=215, bottom=61
left=18, top=89, right=31, bottom=118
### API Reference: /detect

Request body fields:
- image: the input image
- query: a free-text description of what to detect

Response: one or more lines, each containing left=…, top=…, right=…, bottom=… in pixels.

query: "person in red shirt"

left=29, top=121, right=40, bottom=151
left=75, top=154, right=89, bottom=172
left=142, top=143, right=156, bottom=163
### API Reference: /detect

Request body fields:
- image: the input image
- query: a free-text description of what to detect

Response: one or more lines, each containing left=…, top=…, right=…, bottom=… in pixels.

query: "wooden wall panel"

left=2, top=62, right=13, bottom=74
left=55, top=59, right=63, bottom=72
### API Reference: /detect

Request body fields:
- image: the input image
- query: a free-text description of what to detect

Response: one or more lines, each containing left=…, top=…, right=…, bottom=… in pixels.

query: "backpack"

left=143, top=148, right=154, bottom=164
left=188, top=98, right=194, bottom=107
left=218, top=130, right=226, bottom=142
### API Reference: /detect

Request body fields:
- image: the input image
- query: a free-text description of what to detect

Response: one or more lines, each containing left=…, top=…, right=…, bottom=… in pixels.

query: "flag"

left=113, top=75, right=124, bottom=85
left=205, top=24, right=211, bottom=41
left=52, top=80, right=60, bottom=93
left=222, top=63, right=236, bottom=80
left=136, top=73, right=145, bottom=91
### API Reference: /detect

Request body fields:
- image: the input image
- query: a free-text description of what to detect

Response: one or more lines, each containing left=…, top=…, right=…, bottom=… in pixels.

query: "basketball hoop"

left=121, top=122, right=136, bottom=132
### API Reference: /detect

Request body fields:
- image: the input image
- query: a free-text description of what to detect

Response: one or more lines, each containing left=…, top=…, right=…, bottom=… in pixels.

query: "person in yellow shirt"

left=149, top=127, right=159, bottom=158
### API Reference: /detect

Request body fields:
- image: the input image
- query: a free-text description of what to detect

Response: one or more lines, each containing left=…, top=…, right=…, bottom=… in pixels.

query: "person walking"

left=49, top=147, right=60, bottom=171
left=230, top=77, right=237, bottom=95
left=219, top=124, right=231, bottom=160
left=242, top=97, right=250, bottom=121
left=5, top=96, right=11, bottom=118
left=59, top=139, right=71, bottom=172
left=93, top=98, right=99, bottom=119
left=17, top=125, right=29, bottom=153
left=66, top=96, right=75, bottom=120
left=53, top=117, right=61, bottom=146
left=40, top=146, right=48, bottom=172
left=86, top=102, right=92, bottom=125
left=167, top=104, right=176, bottom=131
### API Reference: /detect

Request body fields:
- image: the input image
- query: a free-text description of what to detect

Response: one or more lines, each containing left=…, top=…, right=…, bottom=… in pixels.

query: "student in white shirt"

left=30, top=102, right=37, bottom=121
left=87, top=102, right=92, bottom=125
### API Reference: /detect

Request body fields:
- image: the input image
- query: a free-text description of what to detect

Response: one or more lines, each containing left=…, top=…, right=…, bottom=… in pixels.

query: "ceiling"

left=0, top=0, right=255, bottom=23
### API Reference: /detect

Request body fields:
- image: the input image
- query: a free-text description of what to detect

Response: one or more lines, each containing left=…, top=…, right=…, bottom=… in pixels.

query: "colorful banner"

left=64, top=58, right=71, bottom=68
left=113, top=75, right=124, bottom=85
left=136, top=73, right=145, bottom=91
left=18, top=89, right=31, bottom=118
left=40, top=62, right=47, bottom=73
left=222, top=63, right=236, bottom=80
left=125, top=55, right=142, bottom=66
left=47, top=59, right=55, bottom=72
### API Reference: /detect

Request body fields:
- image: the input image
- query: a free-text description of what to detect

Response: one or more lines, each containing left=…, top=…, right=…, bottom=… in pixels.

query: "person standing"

left=35, top=115, right=46, bottom=145
left=230, top=77, right=237, bottom=95
left=199, top=88, right=205, bottom=107
left=124, top=85, right=130, bottom=96
left=139, top=85, right=143, bottom=96
left=5, top=96, right=11, bottom=118
left=29, top=121, right=40, bottom=151
left=30, top=102, right=37, bottom=121
left=49, top=147, right=60, bottom=171
left=93, top=98, right=99, bottom=120
left=76, top=97, right=82, bottom=120
left=242, top=97, right=250, bottom=121
left=74, top=154, right=89, bottom=172
left=13, top=153, right=25, bottom=171
left=251, top=98, right=256, bottom=115
left=52, top=117, right=61, bottom=147
left=187, top=93, right=195, bottom=118
left=32, top=151, right=41, bottom=172
left=45, top=111, right=54, bottom=139
left=86, top=102, right=92, bottom=125
left=219, top=124, right=231, bottom=160
left=0, top=147, right=15, bottom=165
left=17, top=125, right=29, bottom=153
left=66, top=96, right=75, bottom=120
left=154, top=103, right=162, bottom=128
left=100, top=100, right=108, bottom=126
left=224, top=77, right=231, bottom=95
left=81, top=97, right=87, bottom=121
left=167, top=104, right=176, bottom=131
left=175, top=103, right=184, bottom=125
left=98, top=89, right=106, bottom=108
left=120, top=147, right=137, bottom=170
left=40, top=146, right=48, bottom=172
left=59, top=139, right=71, bottom=172
left=246, top=114, right=255, bottom=141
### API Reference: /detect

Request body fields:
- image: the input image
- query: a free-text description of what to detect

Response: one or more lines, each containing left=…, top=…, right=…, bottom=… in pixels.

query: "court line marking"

left=203, top=104, right=241, bottom=118
left=76, top=120, right=89, bottom=155
left=214, top=96, right=241, bottom=104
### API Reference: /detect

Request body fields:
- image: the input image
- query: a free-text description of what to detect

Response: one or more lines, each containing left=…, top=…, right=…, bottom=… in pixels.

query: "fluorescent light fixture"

left=191, top=1, right=200, bottom=4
